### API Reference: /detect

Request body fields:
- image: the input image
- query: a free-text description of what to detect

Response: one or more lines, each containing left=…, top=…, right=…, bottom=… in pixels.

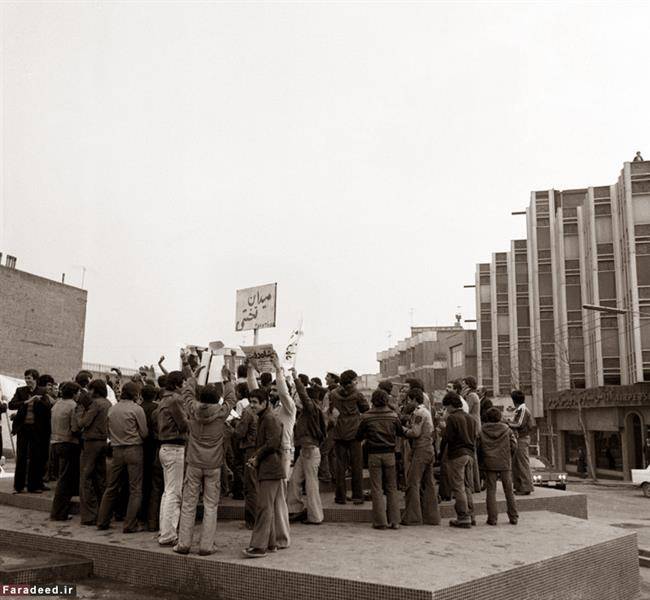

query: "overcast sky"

left=2, top=1, right=650, bottom=377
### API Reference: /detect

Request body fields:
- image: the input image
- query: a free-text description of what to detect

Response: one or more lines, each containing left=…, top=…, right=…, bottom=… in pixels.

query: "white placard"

left=235, top=283, right=277, bottom=332
left=240, top=344, right=276, bottom=373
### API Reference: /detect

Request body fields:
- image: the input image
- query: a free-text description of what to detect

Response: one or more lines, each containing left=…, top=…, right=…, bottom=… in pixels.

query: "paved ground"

left=567, top=481, right=650, bottom=599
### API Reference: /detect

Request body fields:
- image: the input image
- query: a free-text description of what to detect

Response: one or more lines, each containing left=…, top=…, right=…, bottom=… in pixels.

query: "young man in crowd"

left=243, top=387, right=284, bottom=558
left=509, top=389, right=535, bottom=495
left=441, top=391, right=477, bottom=529
left=97, top=382, right=148, bottom=533
left=174, top=365, right=236, bottom=555
left=287, top=368, right=325, bottom=525
left=247, top=353, right=295, bottom=549
left=401, top=387, right=440, bottom=526
left=139, top=384, right=162, bottom=531
left=479, top=407, right=518, bottom=525
left=318, top=371, right=340, bottom=483
left=446, top=380, right=469, bottom=413
left=462, top=376, right=482, bottom=492
left=235, top=385, right=258, bottom=530
left=356, top=389, right=403, bottom=529
left=156, top=368, right=189, bottom=546
left=77, top=379, right=112, bottom=525
left=331, top=369, right=369, bottom=505
left=50, top=382, right=82, bottom=521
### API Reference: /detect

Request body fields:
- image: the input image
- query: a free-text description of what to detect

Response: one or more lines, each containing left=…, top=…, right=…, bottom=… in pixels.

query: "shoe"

left=40, top=486, right=51, bottom=492
left=514, top=491, right=531, bottom=496
left=303, top=520, right=322, bottom=525
left=372, top=524, right=387, bottom=530
left=486, top=520, right=497, bottom=526
left=352, top=498, right=364, bottom=505
left=172, top=545, right=190, bottom=555
left=28, top=489, right=42, bottom=494
left=50, top=516, right=71, bottom=522
left=123, top=526, right=145, bottom=533
left=243, top=547, right=267, bottom=558
left=12, top=490, right=23, bottom=495
left=158, top=539, right=177, bottom=547
left=471, top=518, right=477, bottom=526
left=449, top=520, right=472, bottom=529
left=389, top=523, right=400, bottom=530
left=363, top=491, right=372, bottom=501
left=198, top=548, right=217, bottom=556
left=80, top=520, right=96, bottom=526
left=97, top=524, right=109, bottom=531
left=267, top=546, right=278, bottom=553
left=147, top=525, right=158, bottom=532
left=334, top=498, right=346, bottom=505
left=289, top=510, right=308, bottom=523
left=509, top=518, right=518, bottom=525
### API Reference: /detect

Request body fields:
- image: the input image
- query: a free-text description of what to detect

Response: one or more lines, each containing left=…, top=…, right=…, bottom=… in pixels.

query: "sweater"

left=479, top=421, right=517, bottom=471
left=293, top=379, right=326, bottom=449
left=108, top=400, right=148, bottom=446
left=331, top=384, right=370, bottom=441
left=443, top=408, right=477, bottom=460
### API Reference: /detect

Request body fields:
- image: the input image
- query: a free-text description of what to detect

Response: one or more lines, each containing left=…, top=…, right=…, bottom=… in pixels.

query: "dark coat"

left=9, top=386, right=37, bottom=410
left=293, top=379, right=326, bottom=448
left=356, top=406, right=404, bottom=454
left=254, top=407, right=284, bottom=481
left=12, top=395, right=51, bottom=437
left=331, top=384, right=369, bottom=441
left=479, top=422, right=517, bottom=471
left=442, top=408, right=477, bottom=460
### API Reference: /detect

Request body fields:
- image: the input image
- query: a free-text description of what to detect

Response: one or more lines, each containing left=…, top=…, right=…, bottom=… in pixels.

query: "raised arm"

left=247, top=360, right=259, bottom=391
left=158, top=355, right=169, bottom=376
left=272, top=353, right=295, bottom=415
left=290, top=368, right=313, bottom=412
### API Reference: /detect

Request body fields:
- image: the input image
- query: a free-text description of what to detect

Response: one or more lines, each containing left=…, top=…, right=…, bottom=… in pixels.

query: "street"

left=567, top=481, right=650, bottom=599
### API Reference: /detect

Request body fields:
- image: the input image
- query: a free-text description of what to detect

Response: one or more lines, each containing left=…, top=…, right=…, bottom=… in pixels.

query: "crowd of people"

left=1, top=352, right=535, bottom=558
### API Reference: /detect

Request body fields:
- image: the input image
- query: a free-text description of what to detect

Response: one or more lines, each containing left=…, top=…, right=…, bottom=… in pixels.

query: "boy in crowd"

left=174, top=365, right=236, bottom=555
left=243, top=387, right=284, bottom=558
left=441, top=391, right=477, bottom=529
left=356, top=389, right=403, bottom=530
left=77, top=379, right=112, bottom=525
left=479, top=407, right=518, bottom=525
left=50, top=382, right=81, bottom=521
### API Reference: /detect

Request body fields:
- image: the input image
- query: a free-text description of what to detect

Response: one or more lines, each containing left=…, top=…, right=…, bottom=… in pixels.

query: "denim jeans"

left=485, top=470, right=518, bottom=523
left=79, top=440, right=107, bottom=524
left=249, top=478, right=282, bottom=551
left=287, top=446, right=323, bottom=523
left=334, top=439, right=364, bottom=502
left=50, top=442, right=81, bottom=520
left=158, top=444, right=185, bottom=544
left=368, top=452, right=400, bottom=528
left=402, top=445, right=440, bottom=525
left=447, top=454, right=474, bottom=523
left=512, top=436, right=534, bottom=493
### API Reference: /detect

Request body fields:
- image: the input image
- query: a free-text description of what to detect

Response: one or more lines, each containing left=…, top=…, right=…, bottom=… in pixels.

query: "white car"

left=631, top=466, right=650, bottom=497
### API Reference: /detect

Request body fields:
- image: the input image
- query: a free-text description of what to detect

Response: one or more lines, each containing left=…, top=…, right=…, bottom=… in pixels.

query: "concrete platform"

left=0, top=545, right=92, bottom=584
left=0, top=504, right=638, bottom=600
left=0, top=478, right=588, bottom=522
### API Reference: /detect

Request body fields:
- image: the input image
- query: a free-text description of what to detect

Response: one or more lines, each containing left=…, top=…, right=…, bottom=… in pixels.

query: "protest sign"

left=240, top=344, right=276, bottom=373
left=235, top=283, right=277, bottom=332
left=284, top=318, right=303, bottom=367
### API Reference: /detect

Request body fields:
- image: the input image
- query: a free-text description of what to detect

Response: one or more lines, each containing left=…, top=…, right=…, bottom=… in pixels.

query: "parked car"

left=530, top=455, right=568, bottom=490
left=631, top=466, right=650, bottom=497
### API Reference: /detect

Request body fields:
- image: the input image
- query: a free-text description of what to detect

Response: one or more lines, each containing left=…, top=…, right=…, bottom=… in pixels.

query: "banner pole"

left=253, top=328, right=259, bottom=346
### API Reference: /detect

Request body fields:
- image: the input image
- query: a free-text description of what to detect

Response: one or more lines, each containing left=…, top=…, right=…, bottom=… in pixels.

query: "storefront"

left=547, top=383, right=650, bottom=480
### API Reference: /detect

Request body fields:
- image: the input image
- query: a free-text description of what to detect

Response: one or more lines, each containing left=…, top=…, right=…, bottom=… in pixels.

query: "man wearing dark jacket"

left=77, top=379, right=112, bottom=525
left=441, top=392, right=477, bottom=529
left=243, top=388, right=284, bottom=558
left=139, top=384, right=162, bottom=531
left=235, top=390, right=258, bottom=530
left=479, top=407, right=518, bottom=525
left=174, top=366, right=236, bottom=555
left=356, top=389, right=404, bottom=529
left=287, top=369, right=326, bottom=524
left=331, top=369, right=369, bottom=505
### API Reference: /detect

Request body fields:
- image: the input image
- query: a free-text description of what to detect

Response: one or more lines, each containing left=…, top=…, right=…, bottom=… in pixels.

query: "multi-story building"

left=377, top=323, right=476, bottom=397
left=0, top=258, right=87, bottom=382
left=474, top=156, right=650, bottom=479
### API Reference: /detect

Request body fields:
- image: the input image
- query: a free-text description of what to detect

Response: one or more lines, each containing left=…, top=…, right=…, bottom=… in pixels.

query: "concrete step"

left=638, top=548, right=650, bottom=568
left=0, top=544, right=93, bottom=584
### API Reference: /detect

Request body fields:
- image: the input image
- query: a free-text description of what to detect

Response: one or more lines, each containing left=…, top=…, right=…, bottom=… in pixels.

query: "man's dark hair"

left=485, top=407, right=502, bottom=423
left=89, top=379, right=108, bottom=399
left=249, top=388, right=269, bottom=405
left=371, top=389, right=388, bottom=408
left=307, top=386, right=320, bottom=400
left=378, top=380, right=393, bottom=394
left=407, top=387, right=424, bottom=404
left=200, top=384, right=222, bottom=404
left=75, top=370, right=93, bottom=388
left=442, top=391, right=462, bottom=409
left=311, top=377, right=323, bottom=387
left=141, top=384, right=158, bottom=402
left=165, top=371, right=184, bottom=391
left=260, top=372, right=273, bottom=387
left=511, top=389, right=525, bottom=405
left=340, top=369, right=357, bottom=386
left=60, top=382, right=81, bottom=399
left=405, top=377, right=424, bottom=391
left=236, top=382, right=249, bottom=400
left=449, top=380, right=463, bottom=394
left=37, top=374, right=55, bottom=387
left=326, top=372, right=340, bottom=384
left=463, top=376, right=477, bottom=390
left=121, top=382, right=140, bottom=401
left=157, top=375, right=167, bottom=388
left=24, top=368, right=40, bottom=380
left=237, top=364, right=247, bottom=379
left=298, top=374, right=310, bottom=387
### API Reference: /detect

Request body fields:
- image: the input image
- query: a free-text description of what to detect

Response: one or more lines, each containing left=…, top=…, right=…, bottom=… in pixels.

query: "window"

left=595, top=218, right=613, bottom=243
left=497, top=314, right=509, bottom=335
left=480, top=285, right=491, bottom=302
left=594, top=432, right=623, bottom=471
left=564, top=431, right=586, bottom=466
left=450, top=345, right=463, bottom=368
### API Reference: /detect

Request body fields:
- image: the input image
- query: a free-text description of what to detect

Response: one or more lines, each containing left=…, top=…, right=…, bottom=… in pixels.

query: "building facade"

left=474, top=157, right=650, bottom=478
left=377, top=325, right=477, bottom=397
left=0, top=262, right=87, bottom=382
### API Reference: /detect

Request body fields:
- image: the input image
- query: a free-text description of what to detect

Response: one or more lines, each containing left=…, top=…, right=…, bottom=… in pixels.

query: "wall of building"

left=0, top=266, right=87, bottom=382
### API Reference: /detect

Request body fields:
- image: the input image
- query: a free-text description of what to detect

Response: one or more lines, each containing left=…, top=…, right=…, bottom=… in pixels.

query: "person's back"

left=357, top=405, right=402, bottom=454
left=108, top=399, right=147, bottom=446
left=445, top=408, right=477, bottom=459
left=331, top=382, right=369, bottom=441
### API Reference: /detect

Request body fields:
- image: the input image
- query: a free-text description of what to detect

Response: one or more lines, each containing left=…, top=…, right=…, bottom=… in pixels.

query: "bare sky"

left=2, top=2, right=650, bottom=377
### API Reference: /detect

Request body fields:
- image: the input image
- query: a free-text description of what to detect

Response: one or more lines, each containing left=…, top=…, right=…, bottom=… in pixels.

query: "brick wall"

left=0, top=266, right=87, bottom=382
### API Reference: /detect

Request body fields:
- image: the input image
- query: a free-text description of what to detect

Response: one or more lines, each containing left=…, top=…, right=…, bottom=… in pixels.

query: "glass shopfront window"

left=564, top=431, right=586, bottom=466
left=594, top=431, right=623, bottom=471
